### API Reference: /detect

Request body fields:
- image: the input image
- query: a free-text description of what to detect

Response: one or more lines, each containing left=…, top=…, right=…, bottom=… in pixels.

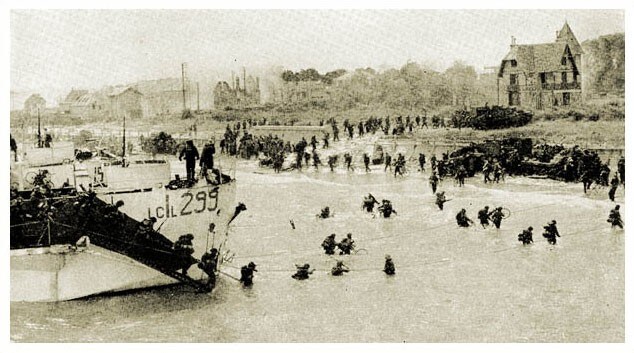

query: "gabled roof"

left=107, top=86, right=142, bottom=97
left=556, top=22, right=583, bottom=55
left=64, top=89, right=89, bottom=103
left=499, top=42, right=578, bottom=77
left=70, top=93, right=97, bottom=106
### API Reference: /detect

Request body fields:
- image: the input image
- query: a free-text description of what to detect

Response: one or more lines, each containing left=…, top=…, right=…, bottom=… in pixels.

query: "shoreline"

left=13, top=119, right=625, bottom=151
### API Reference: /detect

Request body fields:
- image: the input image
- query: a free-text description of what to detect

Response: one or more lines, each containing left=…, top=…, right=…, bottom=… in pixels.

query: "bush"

left=141, top=131, right=178, bottom=155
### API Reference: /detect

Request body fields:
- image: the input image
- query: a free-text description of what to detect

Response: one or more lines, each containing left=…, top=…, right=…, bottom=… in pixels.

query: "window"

left=562, top=72, right=568, bottom=83
left=509, top=92, right=520, bottom=106
left=562, top=92, right=570, bottom=106
left=540, top=73, right=546, bottom=84
left=510, top=74, right=518, bottom=85
left=510, top=60, right=517, bottom=67
left=561, top=56, right=567, bottom=65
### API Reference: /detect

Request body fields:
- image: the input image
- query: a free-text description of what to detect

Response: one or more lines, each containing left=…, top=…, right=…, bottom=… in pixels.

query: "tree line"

left=278, top=61, right=493, bottom=112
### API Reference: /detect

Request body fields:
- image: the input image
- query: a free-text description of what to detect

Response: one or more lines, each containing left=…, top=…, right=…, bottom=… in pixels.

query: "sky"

left=10, top=9, right=625, bottom=107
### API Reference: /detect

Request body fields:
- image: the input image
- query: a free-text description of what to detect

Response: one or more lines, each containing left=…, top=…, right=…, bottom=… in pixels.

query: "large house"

left=498, top=22, right=583, bottom=109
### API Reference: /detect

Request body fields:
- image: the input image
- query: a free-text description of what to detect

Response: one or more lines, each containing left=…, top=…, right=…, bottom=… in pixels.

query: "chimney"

left=556, top=30, right=560, bottom=37
left=511, top=36, right=517, bottom=46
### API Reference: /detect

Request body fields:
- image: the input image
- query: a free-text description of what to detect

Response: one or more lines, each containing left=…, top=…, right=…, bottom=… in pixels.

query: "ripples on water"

left=11, top=157, right=624, bottom=342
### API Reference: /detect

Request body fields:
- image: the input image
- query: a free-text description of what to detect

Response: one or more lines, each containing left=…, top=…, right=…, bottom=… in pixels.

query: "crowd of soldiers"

left=214, top=116, right=625, bottom=206
left=10, top=116, right=626, bottom=291
left=214, top=115, right=451, bottom=175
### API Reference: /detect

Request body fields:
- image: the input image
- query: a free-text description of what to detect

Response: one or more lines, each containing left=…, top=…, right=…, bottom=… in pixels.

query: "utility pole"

left=496, top=77, right=500, bottom=105
left=37, top=107, right=42, bottom=148
left=181, top=63, right=187, bottom=111
left=122, top=114, right=127, bottom=167
left=196, top=82, right=200, bottom=112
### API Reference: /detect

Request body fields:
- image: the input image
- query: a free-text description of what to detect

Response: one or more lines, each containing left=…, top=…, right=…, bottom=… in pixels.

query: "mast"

left=37, top=107, right=42, bottom=148
left=181, top=63, right=187, bottom=111
left=122, top=114, right=126, bottom=167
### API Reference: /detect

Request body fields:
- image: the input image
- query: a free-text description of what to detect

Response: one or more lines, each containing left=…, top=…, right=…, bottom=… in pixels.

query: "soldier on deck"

left=199, top=140, right=216, bottom=184
left=179, top=140, right=200, bottom=183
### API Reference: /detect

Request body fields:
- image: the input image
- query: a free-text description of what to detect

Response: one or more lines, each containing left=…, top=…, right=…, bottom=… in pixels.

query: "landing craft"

left=10, top=139, right=238, bottom=302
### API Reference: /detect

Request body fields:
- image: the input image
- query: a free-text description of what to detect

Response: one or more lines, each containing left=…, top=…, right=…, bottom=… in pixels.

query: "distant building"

left=23, top=94, right=46, bottom=116
left=271, top=81, right=332, bottom=106
left=213, top=69, right=261, bottom=109
left=498, top=22, right=583, bottom=109
left=58, top=89, right=105, bottom=118
left=106, top=86, right=144, bottom=119
left=134, top=78, right=189, bottom=117
left=59, top=89, right=88, bottom=114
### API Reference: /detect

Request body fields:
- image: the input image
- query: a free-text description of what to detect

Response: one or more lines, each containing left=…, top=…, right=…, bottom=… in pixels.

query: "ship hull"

left=11, top=151, right=238, bottom=302
left=11, top=245, right=179, bottom=302
left=11, top=178, right=237, bottom=302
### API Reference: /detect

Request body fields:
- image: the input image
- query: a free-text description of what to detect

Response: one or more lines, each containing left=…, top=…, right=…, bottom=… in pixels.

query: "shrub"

left=141, top=131, right=178, bottom=155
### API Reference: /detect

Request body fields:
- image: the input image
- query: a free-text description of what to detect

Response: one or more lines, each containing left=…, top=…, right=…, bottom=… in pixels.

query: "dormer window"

left=510, top=60, right=517, bottom=67
left=561, top=57, right=567, bottom=65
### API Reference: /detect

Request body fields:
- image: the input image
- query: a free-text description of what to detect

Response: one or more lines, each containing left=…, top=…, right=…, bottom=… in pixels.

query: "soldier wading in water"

left=383, top=255, right=395, bottom=275
left=292, top=263, right=314, bottom=280
left=542, top=220, right=561, bottom=245
left=239, top=262, right=257, bottom=287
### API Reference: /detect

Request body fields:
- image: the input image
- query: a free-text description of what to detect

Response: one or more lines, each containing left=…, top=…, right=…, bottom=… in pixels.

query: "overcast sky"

left=10, top=9, right=624, bottom=105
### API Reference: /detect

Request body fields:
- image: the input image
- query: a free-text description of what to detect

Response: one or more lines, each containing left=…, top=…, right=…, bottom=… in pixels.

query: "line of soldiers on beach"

left=214, top=118, right=625, bottom=200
